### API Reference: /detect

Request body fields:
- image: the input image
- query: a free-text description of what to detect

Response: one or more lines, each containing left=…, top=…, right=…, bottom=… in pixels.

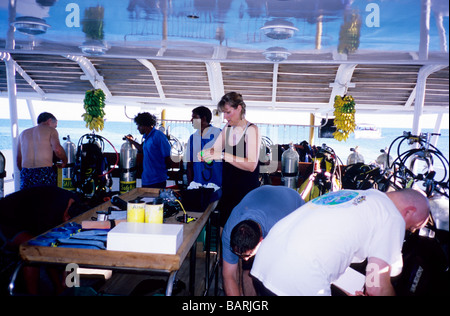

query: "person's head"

left=191, top=106, right=212, bottom=130
left=230, top=220, right=263, bottom=261
left=134, top=112, right=157, bottom=135
left=37, top=112, right=57, bottom=128
left=387, top=188, right=431, bottom=232
left=217, top=92, right=246, bottom=125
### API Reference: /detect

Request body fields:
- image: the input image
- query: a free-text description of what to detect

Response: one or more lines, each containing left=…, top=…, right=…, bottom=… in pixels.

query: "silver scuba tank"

left=376, top=148, right=393, bottom=170
left=120, top=137, right=138, bottom=194
left=62, top=135, right=76, bottom=191
left=347, top=146, right=364, bottom=165
left=281, top=143, right=299, bottom=189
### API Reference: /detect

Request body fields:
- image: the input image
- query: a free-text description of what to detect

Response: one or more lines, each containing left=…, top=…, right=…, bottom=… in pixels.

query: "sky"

left=0, top=98, right=448, bottom=130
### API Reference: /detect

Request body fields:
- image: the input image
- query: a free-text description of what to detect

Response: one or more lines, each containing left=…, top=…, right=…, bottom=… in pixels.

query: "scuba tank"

left=62, top=135, right=77, bottom=191
left=0, top=151, right=6, bottom=198
left=120, top=137, right=138, bottom=194
left=281, top=143, right=299, bottom=189
left=376, top=148, right=393, bottom=171
left=347, top=146, right=364, bottom=165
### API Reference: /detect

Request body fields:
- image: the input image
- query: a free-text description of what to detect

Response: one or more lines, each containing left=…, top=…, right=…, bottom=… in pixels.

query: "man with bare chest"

left=16, top=112, right=67, bottom=190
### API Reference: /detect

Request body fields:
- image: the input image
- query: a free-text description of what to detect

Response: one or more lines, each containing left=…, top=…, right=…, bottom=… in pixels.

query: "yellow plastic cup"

left=145, top=202, right=164, bottom=224
left=127, top=200, right=145, bottom=223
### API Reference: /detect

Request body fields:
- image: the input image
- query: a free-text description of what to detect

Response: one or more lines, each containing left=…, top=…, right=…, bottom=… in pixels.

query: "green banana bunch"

left=82, top=89, right=106, bottom=132
left=81, top=113, right=104, bottom=132
left=333, top=95, right=356, bottom=142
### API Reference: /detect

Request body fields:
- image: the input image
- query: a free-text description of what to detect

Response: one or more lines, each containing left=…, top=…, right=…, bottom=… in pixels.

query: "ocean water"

left=0, top=118, right=448, bottom=167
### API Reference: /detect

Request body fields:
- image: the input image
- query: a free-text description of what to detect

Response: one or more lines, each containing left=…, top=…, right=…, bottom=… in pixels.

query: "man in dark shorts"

left=16, top=112, right=67, bottom=189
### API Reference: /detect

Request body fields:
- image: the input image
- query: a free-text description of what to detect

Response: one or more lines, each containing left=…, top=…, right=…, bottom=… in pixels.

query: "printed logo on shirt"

left=352, top=195, right=367, bottom=206
left=311, top=190, right=359, bottom=206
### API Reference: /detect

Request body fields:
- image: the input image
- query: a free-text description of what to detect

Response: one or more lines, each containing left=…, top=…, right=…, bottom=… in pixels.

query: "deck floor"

left=94, top=243, right=224, bottom=296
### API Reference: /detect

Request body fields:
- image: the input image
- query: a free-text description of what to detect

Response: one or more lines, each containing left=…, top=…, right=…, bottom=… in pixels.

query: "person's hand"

left=198, top=148, right=217, bottom=163
left=56, top=161, right=67, bottom=168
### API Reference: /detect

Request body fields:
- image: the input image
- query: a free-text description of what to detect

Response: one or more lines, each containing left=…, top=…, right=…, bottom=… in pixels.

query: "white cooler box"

left=107, top=222, right=183, bottom=254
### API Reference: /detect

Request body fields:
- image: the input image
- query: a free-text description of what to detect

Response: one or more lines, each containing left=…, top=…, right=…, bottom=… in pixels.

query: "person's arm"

left=223, top=261, right=242, bottom=296
left=365, top=257, right=396, bottom=296
left=125, top=136, right=143, bottom=152
left=51, top=130, right=68, bottom=167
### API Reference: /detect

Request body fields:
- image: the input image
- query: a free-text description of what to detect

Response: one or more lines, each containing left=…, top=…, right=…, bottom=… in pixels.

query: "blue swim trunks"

left=20, top=167, right=57, bottom=190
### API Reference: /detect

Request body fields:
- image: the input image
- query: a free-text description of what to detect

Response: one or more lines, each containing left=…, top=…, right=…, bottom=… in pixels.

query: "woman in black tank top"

left=199, top=92, right=261, bottom=226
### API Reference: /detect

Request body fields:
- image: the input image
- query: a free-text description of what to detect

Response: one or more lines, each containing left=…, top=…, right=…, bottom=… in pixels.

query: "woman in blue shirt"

left=186, top=106, right=222, bottom=187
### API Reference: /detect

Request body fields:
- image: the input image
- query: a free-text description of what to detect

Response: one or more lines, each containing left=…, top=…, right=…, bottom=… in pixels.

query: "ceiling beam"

left=328, top=63, right=357, bottom=109
left=271, top=63, right=279, bottom=106
left=205, top=61, right=224, bottom=104
left=205, top=46, right=227, bottom=104
left=1, top=52, right=46, bottom=98
left=412, top=64, right=448, bottom=134
left=404, top=86, right=417, bottom=108
left=65, top=55, right=112, bottom=98
left=137, top=58, right=166, bottom=101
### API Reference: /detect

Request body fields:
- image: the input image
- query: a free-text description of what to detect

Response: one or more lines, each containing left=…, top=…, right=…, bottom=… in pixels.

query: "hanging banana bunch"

left=82, top=89, right=105, bottom=132
left=333, top=95, right=356, bottom=141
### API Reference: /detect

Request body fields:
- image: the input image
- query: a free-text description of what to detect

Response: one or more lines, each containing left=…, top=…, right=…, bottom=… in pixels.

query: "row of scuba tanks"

left=60, top=133, right=391, bottom=198
left=279, top=142, right=393, bottom=191
left=62, top=134, right=138, bottom=197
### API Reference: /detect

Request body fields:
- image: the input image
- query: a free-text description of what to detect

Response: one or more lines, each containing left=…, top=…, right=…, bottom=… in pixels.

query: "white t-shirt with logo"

left=250, top=189, right=406, bottom=296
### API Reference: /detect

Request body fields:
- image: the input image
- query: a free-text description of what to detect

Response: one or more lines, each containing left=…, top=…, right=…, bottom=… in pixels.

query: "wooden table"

left=19, top=188, right=218, bottom=296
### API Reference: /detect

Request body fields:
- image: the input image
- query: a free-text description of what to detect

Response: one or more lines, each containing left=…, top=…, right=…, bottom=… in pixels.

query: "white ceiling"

left=0, top=0, right=449, bottom=116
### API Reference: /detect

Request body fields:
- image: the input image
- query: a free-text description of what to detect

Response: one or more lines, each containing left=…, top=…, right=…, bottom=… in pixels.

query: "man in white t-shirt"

left=250, top=188, right=430, bottom=296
